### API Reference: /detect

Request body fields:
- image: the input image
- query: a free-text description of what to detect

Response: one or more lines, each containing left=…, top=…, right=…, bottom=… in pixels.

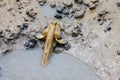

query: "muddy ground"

left=0, top=0, right=120, bottom=80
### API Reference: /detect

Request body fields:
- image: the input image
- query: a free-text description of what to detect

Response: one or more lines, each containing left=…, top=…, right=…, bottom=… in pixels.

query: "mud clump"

left=83, top=0, right=99, bottom=10
left=71, top=23, right=83, bottom=37
left=74, top=10, right=85, bottom=18
left=37, top=0, right=46, bottom=6
left=26, top=9, right=37, bottom=21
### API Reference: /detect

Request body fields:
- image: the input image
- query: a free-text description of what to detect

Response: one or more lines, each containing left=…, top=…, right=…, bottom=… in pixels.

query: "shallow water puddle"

left=40, top=4, right=56, bottom=18
left=0, top=49, right=101, bottom=80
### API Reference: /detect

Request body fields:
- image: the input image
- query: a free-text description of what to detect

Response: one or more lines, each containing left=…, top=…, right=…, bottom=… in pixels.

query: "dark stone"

left=24, top=39, right=37, bottom=49
left=21, top=23, right=28, bottom=30
left=54, top=14, right=62, bottom=19
left=64, top=43, right=71, bottom=50
left=116, top=2, right=120, bottom=7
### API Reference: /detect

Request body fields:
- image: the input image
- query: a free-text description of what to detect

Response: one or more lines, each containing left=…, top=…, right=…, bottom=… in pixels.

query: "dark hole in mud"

left=116, top=2, right=120, bottom=7
left=16, top=0, right=20, bottom=2
left=117, top=51, right=120, bottom=55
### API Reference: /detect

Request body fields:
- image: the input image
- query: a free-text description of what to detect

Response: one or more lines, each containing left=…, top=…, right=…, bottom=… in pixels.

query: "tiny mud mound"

left=0, top=49, right=101, bottom=80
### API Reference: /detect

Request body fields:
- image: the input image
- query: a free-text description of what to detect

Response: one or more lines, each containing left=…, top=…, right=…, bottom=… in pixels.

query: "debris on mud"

left=97, top=10, right=108, bottom=25
left=104, top=22, right=112, bottom=32
left=24, top=39, right=37, bottom=49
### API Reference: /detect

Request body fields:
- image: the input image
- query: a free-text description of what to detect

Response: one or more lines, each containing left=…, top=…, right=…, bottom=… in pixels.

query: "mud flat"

left=0, top=0, right=120, bottom=80
left=0, top=49, right=101, bottom=80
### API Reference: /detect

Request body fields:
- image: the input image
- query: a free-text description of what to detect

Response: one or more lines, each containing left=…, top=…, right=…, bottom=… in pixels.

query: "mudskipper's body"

left=36, top=21, right=66, bottom=66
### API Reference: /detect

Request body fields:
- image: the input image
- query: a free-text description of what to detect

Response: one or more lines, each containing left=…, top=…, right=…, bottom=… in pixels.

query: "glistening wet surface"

left=0, top=49, right=101, bottom=80
left=40, top=4, right=56, bottom=18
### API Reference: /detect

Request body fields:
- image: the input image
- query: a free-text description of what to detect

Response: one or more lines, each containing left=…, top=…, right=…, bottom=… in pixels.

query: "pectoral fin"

left=35, top=33, right=46, bottom=39
left=55, top=37, right=67, bottom=44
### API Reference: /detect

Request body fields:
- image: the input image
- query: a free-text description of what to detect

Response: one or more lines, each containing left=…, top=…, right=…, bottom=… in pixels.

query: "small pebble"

left=54, top=14, right=62, bottom=19
left=37, top=0, right=46, bottom=6
left=64, top=43, right=71, bottom=50
left=24, top=39, right=37, bottom=49
left=21, top=23, right=28, bottom=30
